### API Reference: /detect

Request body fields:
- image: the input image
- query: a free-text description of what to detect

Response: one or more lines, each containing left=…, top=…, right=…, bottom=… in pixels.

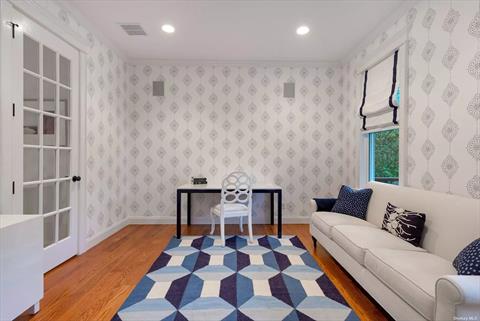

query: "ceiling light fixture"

left=296, top=25, right=310, bottom=36
left=161, top=24, right=175, bottom=33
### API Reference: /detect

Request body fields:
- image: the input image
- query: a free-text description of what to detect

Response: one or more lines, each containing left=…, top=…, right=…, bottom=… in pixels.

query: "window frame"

left=357, top=30, right=408, bottom=187
left=367, top=128, right=400, bottom=185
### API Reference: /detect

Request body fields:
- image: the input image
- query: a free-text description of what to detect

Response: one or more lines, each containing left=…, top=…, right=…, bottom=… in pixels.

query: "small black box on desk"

left=191, top=177, right=207, bottom=185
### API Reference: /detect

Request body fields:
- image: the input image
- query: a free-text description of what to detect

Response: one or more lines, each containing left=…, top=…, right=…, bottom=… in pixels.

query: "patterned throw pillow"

left=453, top=238, right=480, bottom=275
left=382, top=202, right=426, bottom=247
left=331, top=185, right=373, bottom=220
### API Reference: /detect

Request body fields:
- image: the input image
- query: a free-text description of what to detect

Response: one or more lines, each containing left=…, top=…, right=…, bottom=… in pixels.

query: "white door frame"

left=0, top=0, right=89, bottom=254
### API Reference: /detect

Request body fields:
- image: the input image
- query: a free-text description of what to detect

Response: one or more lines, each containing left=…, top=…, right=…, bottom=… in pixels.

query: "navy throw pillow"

left=331, top=185, right=373, bottom=220
left=382, top=202, right=426, bottom=247
left=313, top=198, right=337, bottom=212
left=453, top=238, right=480, bottom=275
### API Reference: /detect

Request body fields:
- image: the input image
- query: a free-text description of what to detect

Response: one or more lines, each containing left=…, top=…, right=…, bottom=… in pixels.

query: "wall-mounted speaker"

left=153, top=81, right=165, bottom=97
left=283, top=82, right=295, bottom=98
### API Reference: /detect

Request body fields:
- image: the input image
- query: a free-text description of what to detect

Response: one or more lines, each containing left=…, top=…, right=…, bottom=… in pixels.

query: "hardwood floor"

left=16, top=224, right=390, bottom=321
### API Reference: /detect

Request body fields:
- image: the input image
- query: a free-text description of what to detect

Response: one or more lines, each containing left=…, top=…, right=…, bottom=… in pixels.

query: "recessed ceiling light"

left=296, top=25, right=310, bottom=36
left=161, top=24, right=175, bottom=33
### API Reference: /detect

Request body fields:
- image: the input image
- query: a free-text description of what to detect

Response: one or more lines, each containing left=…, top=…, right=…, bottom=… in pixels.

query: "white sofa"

left=309, top=182, right=480, bottom=321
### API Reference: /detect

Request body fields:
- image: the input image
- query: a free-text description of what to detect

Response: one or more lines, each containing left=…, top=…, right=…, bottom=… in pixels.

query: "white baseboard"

left=84, top=218, right=129, bottom=252
left=128, top=216, right=310, bottom=224
left=282, top=216, right=310, bottom=224
left=129, top=216, right=176, bottom=224
left=82, top=216, right=309, bottom=252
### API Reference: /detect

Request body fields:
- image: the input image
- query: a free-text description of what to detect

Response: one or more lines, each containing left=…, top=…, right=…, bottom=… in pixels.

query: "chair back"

left=221, top=171, right=252, bottom=207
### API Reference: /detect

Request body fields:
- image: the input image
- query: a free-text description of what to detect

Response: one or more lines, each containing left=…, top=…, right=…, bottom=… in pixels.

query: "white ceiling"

left=65, top=0, right=411, bottom=62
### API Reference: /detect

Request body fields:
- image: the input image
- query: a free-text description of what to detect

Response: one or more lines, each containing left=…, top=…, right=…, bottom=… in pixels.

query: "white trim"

left=77, top=52, right=87, bottom=254
left=0, top=1, right=14, bottom=213
left=84, top=218, right=129, bottom=251
left=359, top=133, right=370, bottom=187
left=7, top=0, right=89, bottom=53
left=362, top=124, right=400, bottom=135
left=129, top=216, right=176, bottom=225
left=356, top=27, right=408, bottom=74
left=10, top=2, right=25, bottom=216
left=368, top=133, right=375, bottom=182
left=341, top=0, right=418, bottom=64
left=129, top=59, right=339, bottom=67
left=360, top=127, right=403, bottom=188
left=82, top=217, right=310, bottom=252
left=282, top=217, right=310, bottom=224
left=128, top=216, right=310, bottom=225
left=398, top=44, right=409, bottom=186
left=56, top=1, right=129, bottom=61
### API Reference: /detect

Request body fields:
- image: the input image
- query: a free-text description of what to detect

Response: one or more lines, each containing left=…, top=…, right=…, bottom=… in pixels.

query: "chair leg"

left=247, top=213, right=253, bottom=243
left=210, top=210, right=215, bottom=235
left=220, top=216, right=225, bottom=247
left=239, top=216, right=243, bottom=233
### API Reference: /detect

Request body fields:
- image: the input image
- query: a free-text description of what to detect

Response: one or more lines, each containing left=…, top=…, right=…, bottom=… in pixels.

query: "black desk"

left=176, top=183, right=282, bottom=239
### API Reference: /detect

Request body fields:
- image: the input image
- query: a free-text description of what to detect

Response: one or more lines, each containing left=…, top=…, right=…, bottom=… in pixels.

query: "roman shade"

left=359, top=50, right=400, bottom=131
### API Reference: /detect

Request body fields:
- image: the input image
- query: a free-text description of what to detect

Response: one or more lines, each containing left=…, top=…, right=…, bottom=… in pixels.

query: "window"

left=368, top=129, right=399, bottom=185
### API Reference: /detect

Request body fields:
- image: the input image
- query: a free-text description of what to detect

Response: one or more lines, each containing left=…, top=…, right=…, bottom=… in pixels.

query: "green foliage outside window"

left=371, top=129, right=399, bottom=185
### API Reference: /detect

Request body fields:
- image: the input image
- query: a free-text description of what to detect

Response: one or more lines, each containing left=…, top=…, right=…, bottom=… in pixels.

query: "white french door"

left=6, top=8, right=80, bottom=272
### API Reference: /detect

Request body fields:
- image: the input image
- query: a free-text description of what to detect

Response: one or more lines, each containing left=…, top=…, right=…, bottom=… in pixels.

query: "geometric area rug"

left=112, top=235, right=359, bottom=321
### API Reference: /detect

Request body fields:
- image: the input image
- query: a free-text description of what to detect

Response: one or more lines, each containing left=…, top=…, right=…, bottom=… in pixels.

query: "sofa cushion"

left=364, top=248, right=456, bottom=321
left=311, top=212, right=377, bottom=238
left=331, top=185, right=373, bottom=220
left=331, top=225, right=426, bottom=265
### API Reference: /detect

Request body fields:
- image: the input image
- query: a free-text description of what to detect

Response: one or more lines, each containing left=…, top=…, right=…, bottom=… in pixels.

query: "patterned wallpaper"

left=128, top=64, right=346, bottom=222
left=37, top=1, right=130, bottom=240
left=343, top=0, right=480, bottom=200
left=35, top=0, right=480, bottom=244
left=84, top=36, right=130, bottom=238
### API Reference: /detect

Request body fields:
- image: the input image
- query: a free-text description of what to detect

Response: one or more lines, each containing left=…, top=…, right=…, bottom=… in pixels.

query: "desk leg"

left=277, top=190, right=282, bottom=238
left=187, top=193, right=191, bottom=226
left=177, top=190, right=181, bottom=239
left=270, top=192, right=274, bottom=225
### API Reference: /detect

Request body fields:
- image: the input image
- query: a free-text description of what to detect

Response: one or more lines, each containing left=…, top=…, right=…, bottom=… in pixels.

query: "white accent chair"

left=210, top=171, right=253, bottom=246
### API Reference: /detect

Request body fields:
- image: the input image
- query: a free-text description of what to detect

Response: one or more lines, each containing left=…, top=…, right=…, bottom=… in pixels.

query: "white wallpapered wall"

left=343, top=0, right=480, bottom=200
left=84, top=37, right=130, bottom=238
left=127, top=64, right=347, bottom=222
left=38, top=0, right=480, bottom=242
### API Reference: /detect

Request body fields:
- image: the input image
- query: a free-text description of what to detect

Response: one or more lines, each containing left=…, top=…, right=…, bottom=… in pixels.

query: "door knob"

left=72, top=176, right=81, bottom=182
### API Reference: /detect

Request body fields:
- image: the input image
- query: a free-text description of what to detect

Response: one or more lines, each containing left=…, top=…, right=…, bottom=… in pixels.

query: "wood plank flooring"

left=16, top=224, right=390, bottom=321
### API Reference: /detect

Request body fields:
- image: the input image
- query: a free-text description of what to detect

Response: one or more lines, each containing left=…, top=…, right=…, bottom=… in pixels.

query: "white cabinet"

left=0, top=215, right=43, bottom=321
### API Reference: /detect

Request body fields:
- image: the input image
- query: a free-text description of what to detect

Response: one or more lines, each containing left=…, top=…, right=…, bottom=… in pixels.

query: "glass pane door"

left=22, top=34, right=72, bottom=248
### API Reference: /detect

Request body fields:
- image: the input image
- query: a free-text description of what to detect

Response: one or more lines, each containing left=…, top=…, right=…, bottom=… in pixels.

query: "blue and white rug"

left=112, top=235, right=359, bottom=321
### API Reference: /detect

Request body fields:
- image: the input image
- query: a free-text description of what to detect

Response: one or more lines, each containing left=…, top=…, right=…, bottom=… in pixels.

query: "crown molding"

left=8, top=0, right=89, bottom=53
left=12, top=0, right=418, bottom=70
left=56, top=0, right=129, bottom=61
left=340, top=0, right=419, bottom=64
left=129, top=58, right=340, bottom=67
left=355, top=27, right=407, bottom=74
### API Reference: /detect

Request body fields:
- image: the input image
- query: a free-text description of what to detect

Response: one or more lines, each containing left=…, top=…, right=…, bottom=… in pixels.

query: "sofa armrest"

left=435, top=275, right=480, bottom=321
left=310, top=198, right=337, bottom=213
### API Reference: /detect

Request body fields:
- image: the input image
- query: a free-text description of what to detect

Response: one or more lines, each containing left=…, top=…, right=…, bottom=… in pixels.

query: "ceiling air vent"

left=119, top=24, right=147, bottom=36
